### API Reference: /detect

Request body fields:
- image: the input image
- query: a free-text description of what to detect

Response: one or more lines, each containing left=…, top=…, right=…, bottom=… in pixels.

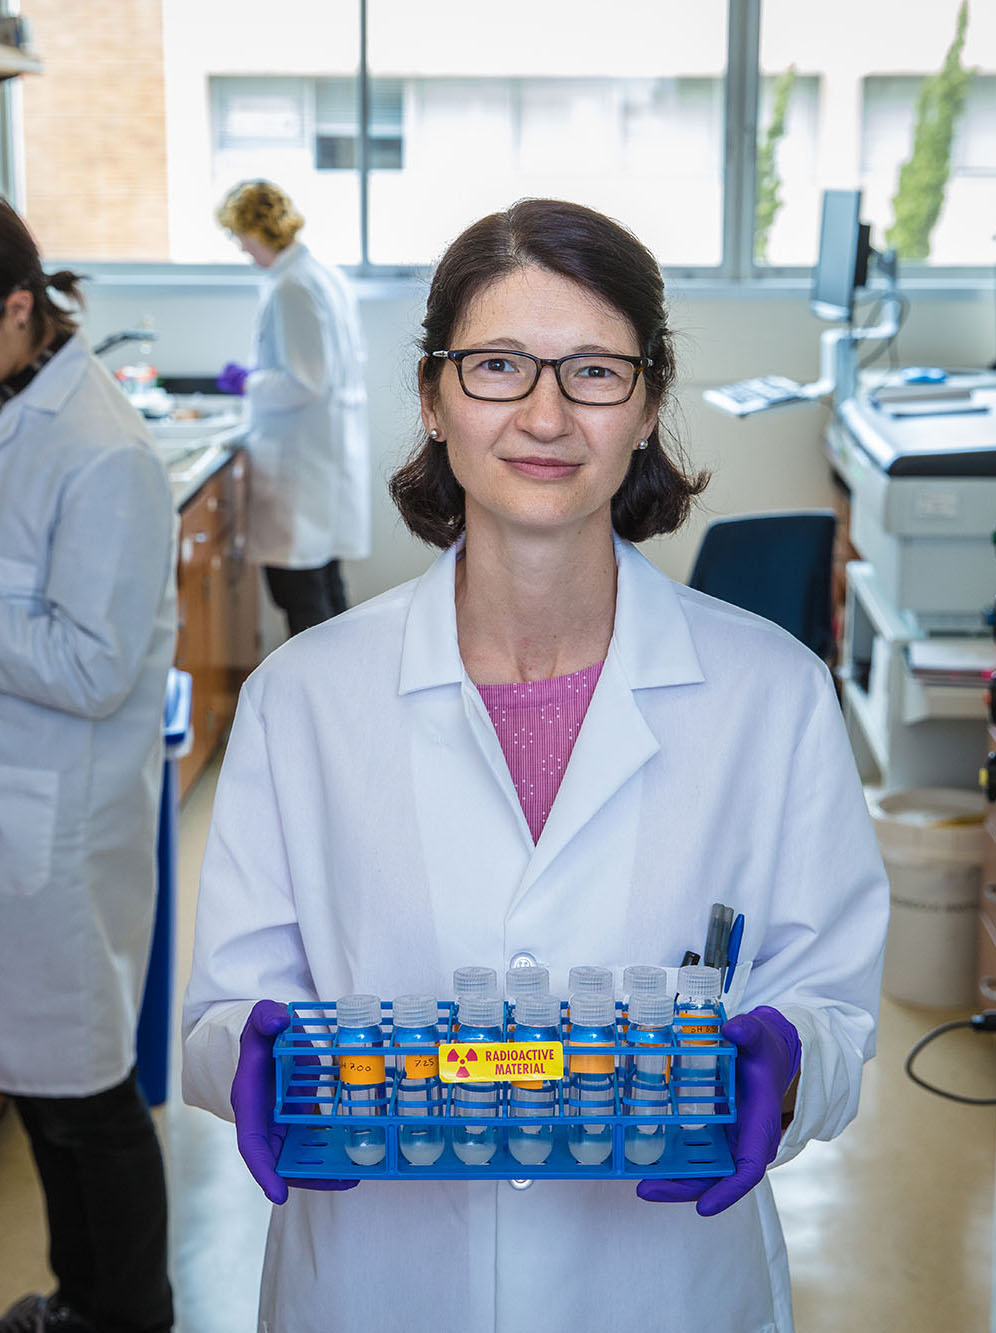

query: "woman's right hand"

left=230, top=1000, right=359, bottom=1204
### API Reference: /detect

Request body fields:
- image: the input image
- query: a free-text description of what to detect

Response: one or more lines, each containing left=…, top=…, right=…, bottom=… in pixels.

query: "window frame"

left=4, top=0, right=991, bottom=289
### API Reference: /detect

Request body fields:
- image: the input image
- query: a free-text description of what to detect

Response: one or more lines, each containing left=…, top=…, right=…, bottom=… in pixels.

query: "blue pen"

left=723, top=914, right=745, bottom=994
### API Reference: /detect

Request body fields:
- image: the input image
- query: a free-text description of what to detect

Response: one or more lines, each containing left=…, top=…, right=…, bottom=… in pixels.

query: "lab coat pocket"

left=721, top=956, right=754, bottom=1016
left=0, top=554, right=40, bottom=602
left=0, top=764, right=58, bottom=898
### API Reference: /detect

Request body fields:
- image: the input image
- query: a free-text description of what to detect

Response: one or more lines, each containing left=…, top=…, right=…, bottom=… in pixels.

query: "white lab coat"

left=183, top=536, right=888, bottom=1333
left=245, top=241, right=370, bottom=569
left=0, top=333, right=177, bottom=1097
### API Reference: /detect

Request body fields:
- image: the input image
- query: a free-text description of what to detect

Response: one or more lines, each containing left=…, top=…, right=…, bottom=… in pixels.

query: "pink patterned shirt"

left=476, top=662, right=604, bottom=844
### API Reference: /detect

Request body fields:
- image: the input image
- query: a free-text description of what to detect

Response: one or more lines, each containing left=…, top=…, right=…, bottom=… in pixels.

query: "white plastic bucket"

left=870, top=787, right=985, bottom=1008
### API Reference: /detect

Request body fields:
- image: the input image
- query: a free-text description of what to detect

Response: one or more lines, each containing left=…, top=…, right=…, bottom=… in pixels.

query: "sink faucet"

left=93, top=329, right=159, bottom=357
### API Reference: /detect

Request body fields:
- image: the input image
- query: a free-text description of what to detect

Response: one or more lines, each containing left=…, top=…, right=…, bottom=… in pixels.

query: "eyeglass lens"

left=458, top=351, right=639, bottom=404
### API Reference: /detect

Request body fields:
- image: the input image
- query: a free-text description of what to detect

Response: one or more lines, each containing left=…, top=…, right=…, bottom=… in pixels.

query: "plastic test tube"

left=392, top=992, right=444, bottom=1166
left=451, top=993, right=504, bottom=1166
left=508, top=992, right=562, bottom=1167
left=623, top=992, right=672, bottom=1166
left=336, top=993, right=387, bottom=1166
left=566, top=992, right=617, bottom=1165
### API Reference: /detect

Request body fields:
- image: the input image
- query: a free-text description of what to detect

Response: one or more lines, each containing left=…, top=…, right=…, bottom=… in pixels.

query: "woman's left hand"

left=216, top=361, right=249, bottom=396
left=636, top=1005, right=801, bottom=1217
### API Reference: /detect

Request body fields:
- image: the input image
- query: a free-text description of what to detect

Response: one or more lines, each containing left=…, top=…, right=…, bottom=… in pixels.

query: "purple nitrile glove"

left=216, top=361, right=249, bottom=395
left=636, top=1005, right=801, bottom=1217
left=230, top=999, right=359, bottom=1205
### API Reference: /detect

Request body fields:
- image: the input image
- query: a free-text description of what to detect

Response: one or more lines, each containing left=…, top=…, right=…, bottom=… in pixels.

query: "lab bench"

left=152, top=406, right=259, bottom=800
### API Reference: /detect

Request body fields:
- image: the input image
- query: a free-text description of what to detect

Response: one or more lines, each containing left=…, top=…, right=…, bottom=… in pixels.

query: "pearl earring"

left=635, top=439, right=649, bottom=450
left=429, top=429, right=440, bottom=440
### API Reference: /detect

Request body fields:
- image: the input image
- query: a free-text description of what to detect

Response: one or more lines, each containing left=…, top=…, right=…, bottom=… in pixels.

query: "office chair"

left=687, top=511, right=837, bottom=661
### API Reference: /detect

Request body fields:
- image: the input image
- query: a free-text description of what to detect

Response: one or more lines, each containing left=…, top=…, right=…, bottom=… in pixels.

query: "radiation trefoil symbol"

left=447, top=1046, right=479, bottom=1080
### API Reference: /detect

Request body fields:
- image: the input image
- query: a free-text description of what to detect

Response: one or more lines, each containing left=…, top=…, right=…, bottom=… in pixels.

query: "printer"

left=827, top=371, right=996, bottom=790
left=828, top=372, right=996, bottom=634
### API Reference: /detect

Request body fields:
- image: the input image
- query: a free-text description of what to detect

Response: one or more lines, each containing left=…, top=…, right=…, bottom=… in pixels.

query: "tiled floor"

left=1, top=756, right=994, bottom=1331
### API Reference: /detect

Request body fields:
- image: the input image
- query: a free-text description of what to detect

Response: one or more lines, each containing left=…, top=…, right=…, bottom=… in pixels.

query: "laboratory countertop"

left=164, top=426, right=247, bottom=509
left=144, top=395, right=248, bottom=509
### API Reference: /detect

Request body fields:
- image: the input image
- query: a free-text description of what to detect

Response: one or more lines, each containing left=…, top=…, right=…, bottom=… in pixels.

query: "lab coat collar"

left=398, top=532, right=705, bottom=696
left=0, top=331, right=89, bottom=448
left=609, top=532, right=705, bottom=689
left=399, top=531, right=706, bottom=893
left=267, top=240, right=306, bottom=279
left=398, top=539, right=465, bottom=694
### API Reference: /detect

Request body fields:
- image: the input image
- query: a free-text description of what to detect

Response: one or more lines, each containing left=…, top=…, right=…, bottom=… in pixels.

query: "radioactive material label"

left=438, top=1041, right=565, bottom=1083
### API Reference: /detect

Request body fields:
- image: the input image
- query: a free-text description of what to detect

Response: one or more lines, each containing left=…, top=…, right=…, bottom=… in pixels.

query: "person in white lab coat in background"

left=215, top=180, right=370, bottom=636
left=0, top=202, right=175, bottom=1332
left=183, top=199, right=888, bottom=1332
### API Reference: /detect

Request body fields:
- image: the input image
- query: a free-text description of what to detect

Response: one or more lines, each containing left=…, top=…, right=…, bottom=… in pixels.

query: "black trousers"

left=264, top=558, right=348, bottom=636
left=12, top=1070, right=173, bottom=1333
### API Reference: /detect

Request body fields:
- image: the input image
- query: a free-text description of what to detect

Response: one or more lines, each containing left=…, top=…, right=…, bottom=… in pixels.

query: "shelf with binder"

left=841, top=562, right=987, bottom=790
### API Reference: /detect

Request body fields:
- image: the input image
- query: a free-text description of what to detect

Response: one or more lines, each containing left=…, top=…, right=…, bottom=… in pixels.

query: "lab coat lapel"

left=516, top=539, right=706, bottom=897
left=521, top=644, right=659, bottom=892
left=401, top=539, right=707, bottom=918
left=399, top=541, right=534, bottom=860
left=0, top=333, right=88, bottom=449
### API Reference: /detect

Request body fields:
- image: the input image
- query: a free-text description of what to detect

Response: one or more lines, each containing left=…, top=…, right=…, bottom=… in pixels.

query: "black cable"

left=904, top=1010, right=996, bottom=1105
left=856, top=295, right=911, bottom=370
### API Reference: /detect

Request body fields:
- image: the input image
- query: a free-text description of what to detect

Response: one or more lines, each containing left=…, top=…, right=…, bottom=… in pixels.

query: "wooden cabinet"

left=175, top=450, right=258, bottom=799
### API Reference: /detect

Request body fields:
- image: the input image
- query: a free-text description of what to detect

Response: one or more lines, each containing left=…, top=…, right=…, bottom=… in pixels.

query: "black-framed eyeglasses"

left=431, top=348, right=653, bottom=406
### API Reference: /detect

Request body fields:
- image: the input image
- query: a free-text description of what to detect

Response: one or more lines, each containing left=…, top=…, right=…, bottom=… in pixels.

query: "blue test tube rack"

left=273, top=1000, right=737, bottom=1182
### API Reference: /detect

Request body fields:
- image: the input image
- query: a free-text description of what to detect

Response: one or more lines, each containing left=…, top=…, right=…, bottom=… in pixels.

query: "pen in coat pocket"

left=723, top=913, right=745, bottom=994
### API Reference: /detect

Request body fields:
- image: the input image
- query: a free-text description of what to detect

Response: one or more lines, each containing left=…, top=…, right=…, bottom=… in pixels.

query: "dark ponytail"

left=0, top=200, right=84, bottom=345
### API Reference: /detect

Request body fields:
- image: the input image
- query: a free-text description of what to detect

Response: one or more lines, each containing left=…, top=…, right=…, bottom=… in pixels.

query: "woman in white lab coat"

left=0, top=203, right=176, bottom=1332
left=183, top=199, right=888, bottom=1332
left=216, top=180, right=370, bottom=635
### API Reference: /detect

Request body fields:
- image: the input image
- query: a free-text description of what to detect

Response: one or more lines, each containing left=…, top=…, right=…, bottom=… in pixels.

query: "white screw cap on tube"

left=675, top=966, right=721, bottom=1002
left=456, top=993, right=504, bottom=1029
left=392, top=993, right=438, bottom=1030
left=453, top=966, right=498, bottom=999
left=335, top=993, right=382, bottom=1028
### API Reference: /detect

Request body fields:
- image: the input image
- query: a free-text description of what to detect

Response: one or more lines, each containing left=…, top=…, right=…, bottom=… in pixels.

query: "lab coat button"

left=509, top=1178, right=533, bottom=1190
left=508, top=951, right=537, bottom=969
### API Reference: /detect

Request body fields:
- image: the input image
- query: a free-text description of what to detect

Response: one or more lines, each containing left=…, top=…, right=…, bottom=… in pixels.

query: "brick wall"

left=20, top=0, right=169, bottom=259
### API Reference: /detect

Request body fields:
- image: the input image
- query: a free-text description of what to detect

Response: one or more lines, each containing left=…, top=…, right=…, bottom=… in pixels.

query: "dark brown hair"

left=390, top=198, right=708, bottom=548
left=0, top=199, right=84, bottom=346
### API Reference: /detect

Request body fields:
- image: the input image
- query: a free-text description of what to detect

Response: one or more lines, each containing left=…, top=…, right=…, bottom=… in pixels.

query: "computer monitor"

left=810, top=189, right=870, bottom=323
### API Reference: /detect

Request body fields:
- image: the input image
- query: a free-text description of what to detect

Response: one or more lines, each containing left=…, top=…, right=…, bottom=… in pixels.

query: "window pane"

left=366, top=0, right=727, bottom=267
left=19, top=0, right=362, bottom=265
left=757, top=0, right=996, bottom=267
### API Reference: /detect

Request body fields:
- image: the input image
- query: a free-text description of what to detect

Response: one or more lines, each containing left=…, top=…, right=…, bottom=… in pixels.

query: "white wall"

left=80, top=276, right=995, bottom=617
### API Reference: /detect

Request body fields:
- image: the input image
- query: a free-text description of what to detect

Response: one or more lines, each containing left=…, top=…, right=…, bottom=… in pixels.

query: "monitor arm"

left=797, top=249, right=902, bottom=404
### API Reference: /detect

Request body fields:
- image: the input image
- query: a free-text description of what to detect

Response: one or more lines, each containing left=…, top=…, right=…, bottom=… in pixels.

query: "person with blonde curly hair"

left=215, top=180, right=370, bottom=634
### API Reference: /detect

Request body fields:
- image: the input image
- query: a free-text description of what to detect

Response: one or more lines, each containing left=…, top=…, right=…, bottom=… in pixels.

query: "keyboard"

left=704, top=374, right=805, bottom=416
